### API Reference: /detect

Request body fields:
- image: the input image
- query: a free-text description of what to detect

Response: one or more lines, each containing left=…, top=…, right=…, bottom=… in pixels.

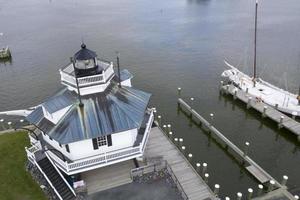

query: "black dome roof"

left=74, top=43, right=97, bottom=60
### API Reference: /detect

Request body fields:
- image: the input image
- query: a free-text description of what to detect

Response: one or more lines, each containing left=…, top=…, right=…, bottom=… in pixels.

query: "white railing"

left=60, top=61, right=114, bottom=88
left=47, top=110, right=154, bottom=175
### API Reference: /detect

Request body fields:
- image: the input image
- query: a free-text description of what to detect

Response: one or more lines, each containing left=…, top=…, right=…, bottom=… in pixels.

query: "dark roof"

left=74, top=43, right=97, bottom=61
left=42, top=90, right=77, bottom=114
left=26, top=83, right=151, bottom=144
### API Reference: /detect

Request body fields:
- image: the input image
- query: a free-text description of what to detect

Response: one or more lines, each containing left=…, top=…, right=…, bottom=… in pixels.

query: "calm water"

left=0, top=0, right=300, bottom=198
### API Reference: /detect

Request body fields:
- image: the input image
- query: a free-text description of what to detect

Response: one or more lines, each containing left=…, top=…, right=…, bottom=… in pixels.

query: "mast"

left=253, top=0, right=258, bottom=82
left=116, top=52, right=122, bottom=88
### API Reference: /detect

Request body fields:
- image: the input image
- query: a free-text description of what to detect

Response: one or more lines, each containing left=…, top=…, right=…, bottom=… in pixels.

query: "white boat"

left=221, top=0, right=300, bottom=117
left=0, top=46, right=11, bottom=59
left=222, top=61, right=300, bottom=116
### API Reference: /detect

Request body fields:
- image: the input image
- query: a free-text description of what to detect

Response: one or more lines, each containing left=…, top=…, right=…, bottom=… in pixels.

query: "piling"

left=247, top=188, right=253, bottom=200
left=214, top=184, right=220, bottom=196
left=196, top=163, right=201, bottom=172
left=157, top=115, right=161, bottom=126
left=243, top=142, right=250, bottom=157
left=168, top=131, right=173, bottom=139
left=262, top=106, right=268, bottom=118
left=7, top=121, right=12, bottom=129
left=257, top=184, right=263, bottom=196
left=268, top=180, right=275, bottom=192
left=167, top=124, right=171, bottom=133
left=190, top=98, right=194, bottom=117
left=281, top=175, right=288, bottom=186
left=294, top=195, right=299, bottom=200
left=234, top=90, right=237, bottom=100
left=275, top=104, right=278, bottom=109
left=179, top=138, right=183, bottom=146
left=237, top=192, right=243, bottom=200
left=181, top=146, right=186, bottom=154
left=177, top=87, right=182, bottom=97
left=163, top=124, right=167, bottom=132
left=202, top=162, right=207, bottom=176
left=247, top=97, right=252, bottom=109
left=204, top=173, right=209, bottom=183
left=278, top=116, right=284, bottom=129
left=188, top=153, right=193, bottom=162
left=246, top=88, right=249, bottom=93
left=225, top=197, right=230, bottom=200
left=0, top=119, right=5, bottom=129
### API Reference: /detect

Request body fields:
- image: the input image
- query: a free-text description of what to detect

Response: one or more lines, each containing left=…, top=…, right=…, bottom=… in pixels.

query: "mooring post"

left=7, top=121, right=12, bottom=129
left=196, top=163, right=201, bottom=172
left=294, top=195, right=299, bottom=200
left=279, top=116, right=284, bottom=128
left=174, top=137, right=178, bottom=146
left=237, top=192, right=243, bottom=200
left=188, top=153, right=193, bottom=162
left=202, top=162, right=207, bottom=176
left=246, top=88, right=249, bottom=93
left=214, top=184, right=220, bottom=196
left=247, top=97, right=252, bottom=109
left=168, top=131, right=173, bottom=139
left=292, top=112, right=297, bottom=120
left=262, top=106, right=268, bottom=118
left=225, top=197, right=230, bottom=200
left=157, top=115, right=161, bottom=126
left=204, top=173, right=209, bottom=184
left=247, top=188, right=253, bottom=200
left=181, top=146, right=186, bottom=154
left=281, top=175, right=288, bottom=186
left=234, top=90, right=237, bottom=100
left=0, top=119, right=5, bottom=130
left=163, top=124, right=167, bottom=133
left=257, top=184, right=263, bottom=196
left=153, top=110, right=157, bottom=119
left=177, top=87, right=182, bottom=97
left=167, top=124, right=171, bottom=133
left=179, top=138, right=183, bottom=146
left=190, top=98, right=194, bottom=117
left=268, top=180, right=275, bottom=192
left=244, top=142, right=250, bottom=157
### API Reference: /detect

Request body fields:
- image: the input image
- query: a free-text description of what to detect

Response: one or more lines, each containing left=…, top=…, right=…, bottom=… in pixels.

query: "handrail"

left=140, top=110, right=154, bottom=152
left=45, top=153, right=76, bottom=196
left=34, top=159, right=63, bottom=200
left=46, top=150, right=69, bottom=172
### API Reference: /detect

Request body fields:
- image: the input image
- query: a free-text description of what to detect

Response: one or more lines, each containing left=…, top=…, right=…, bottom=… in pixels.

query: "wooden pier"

left=221, top=84, right=300, bottom=141
left=145, top=127, right=216, bottom=200
left=177, top=98, right=283, bottom=188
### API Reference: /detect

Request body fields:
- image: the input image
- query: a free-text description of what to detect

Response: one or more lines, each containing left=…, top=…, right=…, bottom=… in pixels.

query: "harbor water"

left=0, top=0, right=299, bottom=197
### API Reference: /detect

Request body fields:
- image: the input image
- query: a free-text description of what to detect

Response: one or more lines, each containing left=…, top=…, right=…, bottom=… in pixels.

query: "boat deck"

left=221, top=84, right=300, bottom=140
left=145, top=127, right=216, bottom=200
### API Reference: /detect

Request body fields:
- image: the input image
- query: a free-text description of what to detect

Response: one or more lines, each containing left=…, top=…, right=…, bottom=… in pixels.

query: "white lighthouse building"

left=25, top=44, right=154, bottom=200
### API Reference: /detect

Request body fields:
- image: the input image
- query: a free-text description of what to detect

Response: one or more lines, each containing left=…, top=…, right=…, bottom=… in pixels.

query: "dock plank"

left=246, top=165, right=270, bottom=183
left=145, top=127, right=216, bottom=200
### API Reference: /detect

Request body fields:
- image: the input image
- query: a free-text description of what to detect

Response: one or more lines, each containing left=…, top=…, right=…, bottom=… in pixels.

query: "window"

left=97, top=136, right=107, bottom=146
left=92, top=135, right=112, bottom=150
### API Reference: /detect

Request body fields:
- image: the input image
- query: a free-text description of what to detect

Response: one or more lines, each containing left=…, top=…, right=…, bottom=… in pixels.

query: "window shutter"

left=107, top=135, right=112, bottom=147
left=92, top=138, right=99, bottom=149
left=65, top=144, right=70, bottom=153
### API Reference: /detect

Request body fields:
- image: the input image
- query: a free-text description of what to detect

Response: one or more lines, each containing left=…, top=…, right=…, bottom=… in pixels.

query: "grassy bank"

left=0, top=131, right=47, bottom=200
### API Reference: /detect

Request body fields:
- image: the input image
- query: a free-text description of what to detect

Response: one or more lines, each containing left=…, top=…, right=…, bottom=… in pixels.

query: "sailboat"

left=221, top=0, right=300, bottom=117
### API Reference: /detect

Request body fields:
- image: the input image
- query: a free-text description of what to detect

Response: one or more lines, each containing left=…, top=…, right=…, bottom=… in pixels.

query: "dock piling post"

left=225, top=197, right=230, bottom=200
left=0, top=119, right=5, bottom=130
left=234, top=90, right=237, bottom=100
left=226, top=85, right=229, bottom=94
left=292, top=112, right=297, bottom=120
left=204, top=173, right=209, bottom=183
left=214, top=184, right=220, bottom=196
left=163, top=125, right=167, bottom=133
left=243, top=142, right=250, bottom=157
left=247, top=188, right=253, bottom=200
left=181, top=146, right=186, bottom=154
left=190, top=98, right=194, bottom=117
left=247, top=97, right=252, bottom=109
left=188, top=153, right=193, bottom=162
left=202, top=162, right=207, bottom=176
left=294, top=195, right=299, bottom=200
left=196, top=163, right=201, bottom=172
left=237, top=192, right=243, bottom=200
left=168, top=131, right=173, bottom=139
left=279, top=116, right=284, bottom=129
left=268, top=180, right=275, bottom=192
left=263, top=106, right=268, bottom=118
left=157, top=115, right=161, bottom=126
left=167, top=124, right=171, bottom=133
left=7, top=121, right=12, bottom=129
left=257, top=184, right=263, bottom=196
left=275, top=104, right=278, bottom=110
left=174, top=138, right=178, bottom=146
left=179, top=138, right=183, bottom=146
left=281, top=175, right=288, bottom=186
left=246, top=88, right=249, bottom=93
left=177, top=87, right=182, bottom=97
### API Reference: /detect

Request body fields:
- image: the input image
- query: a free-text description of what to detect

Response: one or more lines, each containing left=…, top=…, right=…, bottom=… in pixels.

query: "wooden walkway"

left=178, top=98, right=282, bottom=188
left=221, top=84, right=300, bottom=140
left=145, top=127, right=216, bottom=200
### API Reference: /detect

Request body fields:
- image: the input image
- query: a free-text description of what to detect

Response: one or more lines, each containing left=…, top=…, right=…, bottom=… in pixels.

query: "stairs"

left=37, top=157, right=75, bottom=200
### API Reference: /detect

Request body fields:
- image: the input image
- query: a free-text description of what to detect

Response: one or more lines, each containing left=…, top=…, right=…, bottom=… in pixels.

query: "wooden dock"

left=221, top=84, right=300, bottom=141
left=145, top=127, right=216, bottom=200
left=177, top=98, right=282, bottom=188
